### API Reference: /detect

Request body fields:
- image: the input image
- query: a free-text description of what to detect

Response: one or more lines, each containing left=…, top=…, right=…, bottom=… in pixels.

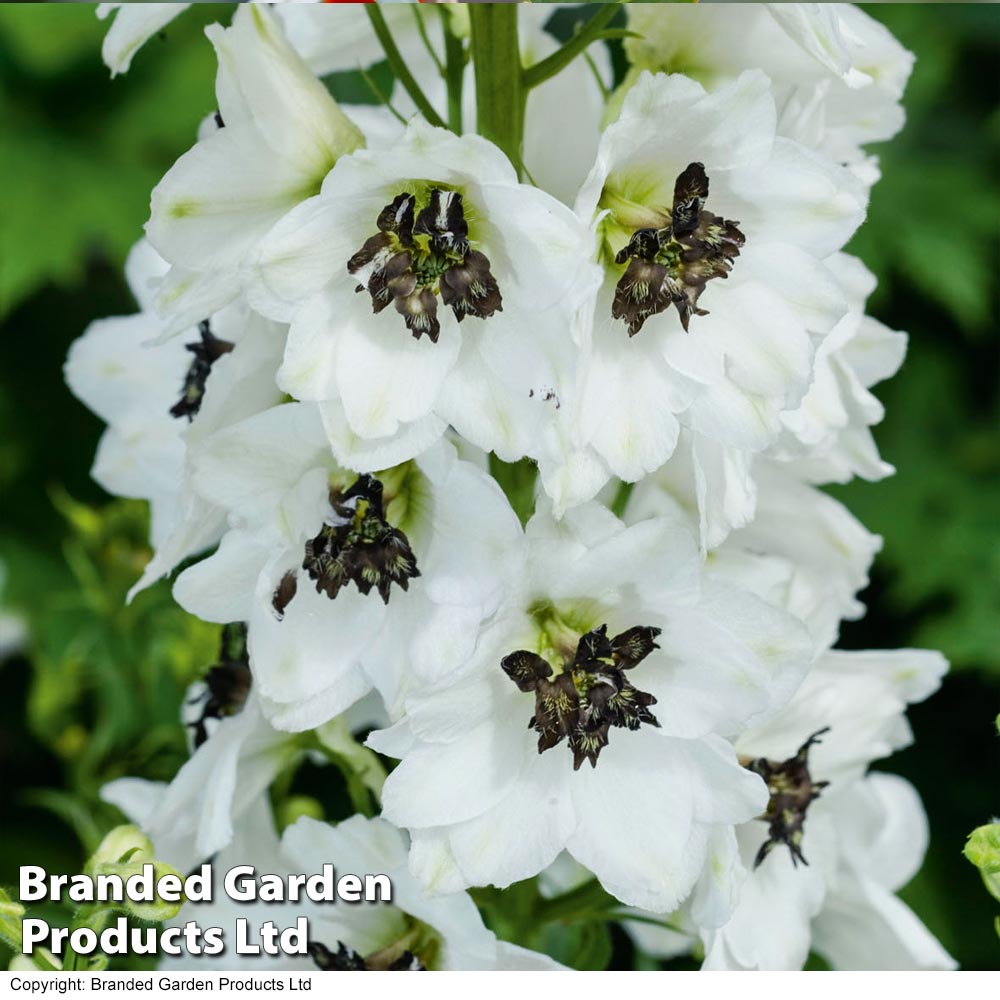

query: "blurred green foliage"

left=0, top=0, right=997, bottom=972
left=0, top=4, right=232, bottom=318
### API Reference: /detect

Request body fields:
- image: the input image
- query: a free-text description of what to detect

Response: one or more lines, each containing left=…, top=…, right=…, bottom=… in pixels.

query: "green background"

left=0, top=2, right=997, bottom=970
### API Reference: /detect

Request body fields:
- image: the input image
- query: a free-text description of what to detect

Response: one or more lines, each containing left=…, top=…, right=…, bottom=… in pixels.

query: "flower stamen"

left=745, top=727, right=831, bottom=868
left=170, top=319, right=234, bottom=420
left=271, top=474, right=419, bottom=617
left=502, top=623, right=661, bottom=770
left=612, top=162, right=744, bottom=335
left=348, top=189, right=502, bottom=343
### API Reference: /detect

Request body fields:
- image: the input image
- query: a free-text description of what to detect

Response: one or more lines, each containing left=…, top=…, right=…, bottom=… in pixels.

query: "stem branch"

left=523, top=3, right=622, bottom=91
left=366, top=5, right=445, bottom=129
left=442, top=10, right=466, bottom=135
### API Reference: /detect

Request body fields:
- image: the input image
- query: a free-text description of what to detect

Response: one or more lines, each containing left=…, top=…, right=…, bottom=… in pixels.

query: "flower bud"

left=87, top=825, right=153, bottom=871
left=965, top=822, right=1000, bottom=903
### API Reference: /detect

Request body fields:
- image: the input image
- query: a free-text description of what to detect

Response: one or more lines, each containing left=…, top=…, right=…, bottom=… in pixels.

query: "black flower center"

left=271, top=473, right=420, bottom=617
left=309, top=941, right=424, bottom=973
left=502, top=623, right=661, bottom=770
left=612, top=162, right=744, bottom=336
left=186, top=623, right=251, bottom=748
left=745, top=727, right=830, bottom=868
left=170, top=319, right=234, bottom=421
left=348, top=188, right=502, bottom=344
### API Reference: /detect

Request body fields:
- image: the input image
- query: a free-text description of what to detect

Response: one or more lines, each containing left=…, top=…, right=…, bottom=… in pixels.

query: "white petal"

left=447, top=745, right=576, bottom=889
left=189, top=403, right=330, bottom=524
left=320, top=399, right=448, bottom=474
left=99, top=3, right=189, bottom=77
left=173, top=530, right=267, bottom=624
left=248, top=568, right=384, bottom=715
left=208, top=6, right=363, bottom=178
left=381, top=715, right=527, bottom=829
left=567, top=731, right=711, bottom=912
left=814, top=872, right=955, bottom=970
left=335, top=298, right=460, bottom=439
left=148, top=126, right=312, bottom=273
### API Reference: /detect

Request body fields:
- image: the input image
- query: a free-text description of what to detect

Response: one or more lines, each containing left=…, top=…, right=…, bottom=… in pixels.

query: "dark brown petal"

left=611, top=258, right=674, bottom=336
left=309, top=941, right=367, bottom=972
left=501, top=650, right=553, bottom=692
left=614, top=227, right=662, bottom=265
left=376, top=193, right=415, bottom=244
left=610, top=625, right=662, bottom=669
left=415, top=188, right=469, bottom=255
left=187, top=622, right=252, bottom=748
left=348, top=232, right=394, bottom=276
left=747, top=727, right=831, bottom=869
left=366, top=250, right=413, bottom=314
left=271, top=571, right=298, bottom=618
left=671, top=161, right=709, bottom=237
left=394, top=286, right=441, bottom=343
left=169, top=320, right=235, bottom=421
left=439, top=249, right=503, bottom=322
left=574, top=624, right=613, bottom=669
left=570, top=721, right=610, bottom=771
left=533, top=674, right=581, bottom=753
left=302, top=476, right=419, bottom=606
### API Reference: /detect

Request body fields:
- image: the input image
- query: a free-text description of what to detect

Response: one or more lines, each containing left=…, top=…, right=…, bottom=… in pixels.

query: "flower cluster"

left=71, top=1, right=952, bottom=972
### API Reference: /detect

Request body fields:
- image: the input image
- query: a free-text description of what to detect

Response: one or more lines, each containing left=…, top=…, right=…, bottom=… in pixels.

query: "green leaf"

left=0, top=3, right=222, bottom=318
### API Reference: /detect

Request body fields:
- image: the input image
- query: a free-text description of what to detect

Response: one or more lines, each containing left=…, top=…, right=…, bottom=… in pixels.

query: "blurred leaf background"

left=0, top=1, right=997, bottom=970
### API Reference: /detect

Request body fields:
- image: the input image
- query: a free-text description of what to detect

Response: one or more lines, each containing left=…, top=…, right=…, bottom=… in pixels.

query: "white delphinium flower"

left=370, top=501, right=812, bottom=912
left=621, top=3, right=913, bottom=180
left=101, top=620, right=302, bottom=870
left=625, top=649, right=954, bottom=970
left=621, top=251, right=904, bottom=553
left=102, top=691, right=297, bottom=873
left=283, top=814, right=564, bottom=970
left=145, top=4, right=364, bottom=333
left=552, top=69, right=864, bottom=524
left=149, top=802, right=562, bottom=971
left=172, top=402, right=521, bottom=730
left=626, top=456, right=881, bottom=652
left=64, top=240, right=286, bottom=597
left=103, top=627, right=387, bottom=874
left=249, top=118, right=599, bottom=474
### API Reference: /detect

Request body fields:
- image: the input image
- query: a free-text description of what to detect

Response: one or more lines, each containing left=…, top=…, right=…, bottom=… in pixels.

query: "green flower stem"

left=366, top=5, right=446, bottom=129
left=0, top=891, right=58, bottom=971
left=61, top=905, right=112, bottom=972
left=442, top=10, right=466, bottom=135
left=469, top=3, right=525, bottom=170
left=411, top=4, right=444, bottom=77
left=522, top=3, right=622, bottom=91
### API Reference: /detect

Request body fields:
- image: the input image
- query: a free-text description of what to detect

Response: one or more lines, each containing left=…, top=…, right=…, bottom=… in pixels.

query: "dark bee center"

left=502, top=621, right=662, bottom=770
left=611, top=162, right=744, bottom=336
left=271, top=473, right=420, bottom=617
left=347, top=189, right=502, bottom=344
